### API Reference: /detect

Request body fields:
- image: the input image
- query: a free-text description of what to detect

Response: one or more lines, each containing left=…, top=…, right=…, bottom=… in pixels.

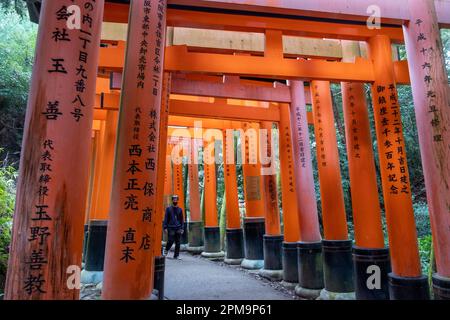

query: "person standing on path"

left=163, top=195, right=184, bottom=259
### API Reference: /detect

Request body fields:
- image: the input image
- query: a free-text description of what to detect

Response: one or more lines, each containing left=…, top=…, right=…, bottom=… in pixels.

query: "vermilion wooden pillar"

left=341, top=40, right=389, bottom=300
left=278, top=103, right=304, bottom=287
left=90, top=120, right=106, bottom=220
left=152, top=73, right=171, bottom=300
left=240, top=122, right=266, bottom=269
left=278, top=108, right=301, bottom=243
left=222, top=125, right=245, bottom=264
left=187, top=138, right=204, bottom=252
left=102, top=0, right=168, bottom=300
left=311, top=80, right=354, bottom=298
left=153, top=72, right=171, bottom=256
left=241, top=122, right=265, bottom=218
left=223, top=128, right=240, bottom=230
left=164, top=144, right=174, bottom=203
left=260, top=122, right=281, bottom=237
left=94, top=110, right=118, bottom=219
left=289, top=81, right=322, bottom=242
left=83, top=131, right=97, bottom=263
left=188, top=138, right=202, bottom=222
left=403, top=0, right=450, bottom=300
left=311, top=81, right=349, bottom=240
left=5, top=0, right=104, bottom=300
left=341, top=70, right=384, bottom=248
left=173, top=153, right=189, bottom=248
left=202, top=137, right=224, bottom=259
left=203, top=139, right=218, bottom=228
left=160, top=143, right=173, bottom=246
left=368, top=35, right=428, bottom=299
left=173, top=163, right=186, bottom=215
left=85, top=130, right=99, bottom=225
left=289, top=80, right=324, bottom=297
left=259, top=121, right=283, bottom=280
left=342, top=82, right=390, bottom=298
left=82, top=110, right=118, bottom=285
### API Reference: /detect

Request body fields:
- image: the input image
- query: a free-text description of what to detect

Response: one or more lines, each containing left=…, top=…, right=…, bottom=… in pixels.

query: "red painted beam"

left=99, top=43, right=412, bottom=84
left=166, top=8, right=405, bottom=42
left=164, top=45, right=375, bottom=82
left=94, top=92, right=281, bottom=121
left=167, top=0, right=450, bottom=27
left=103, top=5, right=404, bottom=42
left=109, top=72, right=293, bottom=102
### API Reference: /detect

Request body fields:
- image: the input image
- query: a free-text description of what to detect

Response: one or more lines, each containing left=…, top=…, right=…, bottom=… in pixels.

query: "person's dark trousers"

left=165, top=229, right=182, bottom=257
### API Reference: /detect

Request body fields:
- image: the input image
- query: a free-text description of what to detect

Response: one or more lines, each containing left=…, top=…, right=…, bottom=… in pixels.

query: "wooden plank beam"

left=172, top=27, right=344, bottom=58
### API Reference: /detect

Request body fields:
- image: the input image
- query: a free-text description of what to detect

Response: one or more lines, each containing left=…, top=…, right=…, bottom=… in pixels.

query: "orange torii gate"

left=6, top=0, right=450, bottom=301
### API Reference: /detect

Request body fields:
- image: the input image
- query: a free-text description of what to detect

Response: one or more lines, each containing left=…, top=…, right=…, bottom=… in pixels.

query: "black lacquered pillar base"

left=353, top=246, right=390, bottom=300
left=241, top=217, right=265, bottom=270
left=432, top=274, right=450, bottom=300
left=259, top=235, right=284, bottom=281
left=320, top=240, right=355, bottom=299
left=187, top=221, right=204, bottom=254
left=388, top=273, right=430, bottom=300
left=81, top=220, right=108, bottom=284
left=225, top=228, right=244, bottom=265
left=201, top=226, right=225, bottom=260
left=153, top=256, right=166, bottom=300
left=281, top=242, right=298, bottom=288
left=295, top=241, right=324, bottom=299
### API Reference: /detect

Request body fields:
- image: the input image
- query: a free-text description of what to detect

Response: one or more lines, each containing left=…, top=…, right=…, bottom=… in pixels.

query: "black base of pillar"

left=263, top=235, right=283, bottom=270
left=204, top=227, right=221, bottom=253
left=297, top=241, right=324, bottom=290
left=226, top=228, right=244, bottom=260
left=187, top=221, right=204, bottom=248
left=322, top=240, right=354, bottom=293
left=353, top=246, right=390, bottom=300
left=388, top=273, right=430, bottom=300
left=282, top=242, right=298, bottom=284
left=82, top=224, right=89, bottom=263
left=85, top=220, right=108, bottom=272
left=153, top=256, right=165, bottom=300
left=432, top=274, right=450, bottom=300
left=181, top=222, right=188, bottom=245
left=243, top=217, right=265, bottom=261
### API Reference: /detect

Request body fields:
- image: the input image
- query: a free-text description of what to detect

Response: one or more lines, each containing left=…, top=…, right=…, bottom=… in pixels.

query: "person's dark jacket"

left=163, top=206, right=184, bottom=230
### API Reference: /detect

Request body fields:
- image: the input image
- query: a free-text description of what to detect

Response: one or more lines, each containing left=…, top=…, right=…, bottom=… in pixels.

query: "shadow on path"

left=164, top=252, right=296, bottom=300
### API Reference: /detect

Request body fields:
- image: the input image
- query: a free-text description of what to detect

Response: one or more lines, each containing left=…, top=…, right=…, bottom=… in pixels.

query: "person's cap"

left=172, top=195, right=179, bottom=200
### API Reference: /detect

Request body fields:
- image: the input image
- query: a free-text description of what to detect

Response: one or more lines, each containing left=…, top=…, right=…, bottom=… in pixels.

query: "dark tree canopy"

left=0, top=0, right=27, bottom=16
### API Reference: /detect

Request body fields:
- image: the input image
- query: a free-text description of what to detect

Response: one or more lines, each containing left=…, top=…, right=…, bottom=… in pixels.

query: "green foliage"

left=0, top=7, right=37, bottom=166
left=414, top=202, right=431, bottom=238
left=418, top=235, right=433, bottom=277
left=441, top=29, right=450, bottom=81
left=0, top=163, right=17, bottom=293
left=0, top=0, right=28, bottom=17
